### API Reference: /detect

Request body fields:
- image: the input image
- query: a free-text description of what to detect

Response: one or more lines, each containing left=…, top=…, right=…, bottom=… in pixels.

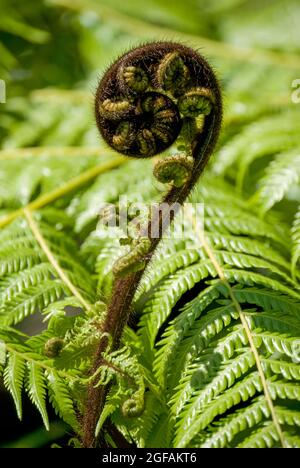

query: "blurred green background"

left=0, top=0, right=299, bottom=447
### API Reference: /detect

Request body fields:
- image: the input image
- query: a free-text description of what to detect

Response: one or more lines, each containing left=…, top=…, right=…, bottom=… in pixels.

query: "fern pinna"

left=0, top=42, right=299, bottom=449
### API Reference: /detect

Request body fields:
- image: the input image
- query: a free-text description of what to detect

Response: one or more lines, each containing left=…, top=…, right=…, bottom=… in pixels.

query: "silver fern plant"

left=0, top=0, right=300, bottom=449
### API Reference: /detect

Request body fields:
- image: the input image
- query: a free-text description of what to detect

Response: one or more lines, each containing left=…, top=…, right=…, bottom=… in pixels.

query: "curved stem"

left=82, top=105, right=222, bottom=447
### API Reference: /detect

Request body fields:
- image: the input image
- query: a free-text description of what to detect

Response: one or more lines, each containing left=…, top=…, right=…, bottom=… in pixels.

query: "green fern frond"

left=196, top=397, right=269, bottom=448
left=47, top=370, right=79, bottom=432
left=1, top=280, right=67, bottom=326
left=213, top=109, right=300, bottom=184
left=256, top=151, right=300, bottom=212
left=228, top=287, right=300, bottom=317
left=262, top=360, right=300, bottom=381
left=0, top=324, right=84, bottom=429
left=26, top=362, right=50, bottom=430
left=174, top=373, right=262, bottom=447
left=138, top=261, right=217, bottom=352
left=0, top=217, right=96, bottom=326
left=237, top=422, right=298, bottom=448
left=3, top=353, right=26, bottom=420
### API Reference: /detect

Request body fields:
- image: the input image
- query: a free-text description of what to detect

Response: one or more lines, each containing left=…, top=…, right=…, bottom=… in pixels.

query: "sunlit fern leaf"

left=252, top=331, right=299, bottom=358
left=223, top=269, right=299, bottom=299
left=205, top=232, right=291, bottom=272
left=262, top=359, right=300, bottom=381
left=138, top=261, right=217, bottom=353
left=276, top=407, right=300, bottom=427
left=256, top=151, right=300, bottom=212
left=154, top=297, right=239, bottom=389
left=245, top=310, right=300, bottom=334
left=285, top=434, right=300, bottom=449
left=167, top=322, right=248, bottom=397
left=0, top=217, right=96, bottom=326
left=0, top=281, right=67, bottom=326
left=212, top=109, right=300, bottom=182
left=237, top=422, right=283, bottom=448
left=174, top=372, right=263, bottom=447
left=136, top=248, right=203, bottom=300
left=203, top=203, right=287, bottom=247
left=81, top=232, right=123, bottom=299
left=3, top=353, right=26, bottom=420
left=2, top=97, right=94, bottom=150
left=228, top=286, right=300, bottom=317
left=195, top=397, right=270, bottom=448
left=95, top=240, right=123, bottom=298
left=137, top=226, right=294, bottom=302
left=47, top=370, right=80, bottom=432
left=0, top=149, right=108, bottom=208
left=268, top=380, right=300, bottom=401
left=95, top=389, right=123, bottom=437
left=0, top=264, right=57, bottom=303
left=0, top=246, right=43, bottom=277
left=0, top=325, right=82, bottom=432
left=26, top=362, right=50, bottom=430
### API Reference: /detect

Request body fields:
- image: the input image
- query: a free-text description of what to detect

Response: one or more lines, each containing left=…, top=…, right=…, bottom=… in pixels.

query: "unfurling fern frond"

left=1, top=2, right=300, bottom=448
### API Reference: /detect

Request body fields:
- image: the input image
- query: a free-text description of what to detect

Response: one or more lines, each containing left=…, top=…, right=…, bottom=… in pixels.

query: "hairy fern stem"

left=82, top=42, right=222, bottom=447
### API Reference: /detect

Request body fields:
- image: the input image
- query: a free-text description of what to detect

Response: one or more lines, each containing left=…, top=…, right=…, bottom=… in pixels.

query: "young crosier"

left=82, top=41, right=223, bottom=447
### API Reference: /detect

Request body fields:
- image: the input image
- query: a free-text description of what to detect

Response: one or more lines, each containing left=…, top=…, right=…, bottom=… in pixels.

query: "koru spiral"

left=95, top=42, right=221, bottom=161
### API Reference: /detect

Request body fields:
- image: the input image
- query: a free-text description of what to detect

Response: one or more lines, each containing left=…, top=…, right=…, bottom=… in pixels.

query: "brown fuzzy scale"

left=84, top=41, right=222, bottom=448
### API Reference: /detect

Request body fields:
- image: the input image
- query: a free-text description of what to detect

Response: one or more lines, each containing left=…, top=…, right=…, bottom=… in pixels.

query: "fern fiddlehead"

left=44, top=337, right=64, bottom=358
left=83, top=41, right=222, bottom=447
